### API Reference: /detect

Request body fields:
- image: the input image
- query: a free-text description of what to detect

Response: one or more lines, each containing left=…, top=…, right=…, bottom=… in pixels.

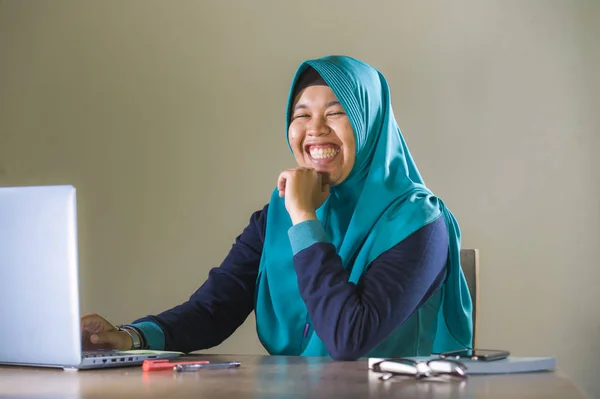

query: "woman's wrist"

left=290, top=210, right=317, bottom=225
left=117, top=325, right=145, bottom=349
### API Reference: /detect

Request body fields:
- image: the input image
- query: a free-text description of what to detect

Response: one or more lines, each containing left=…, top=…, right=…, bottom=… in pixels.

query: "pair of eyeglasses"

left=371, top=358, right=468, bottom=381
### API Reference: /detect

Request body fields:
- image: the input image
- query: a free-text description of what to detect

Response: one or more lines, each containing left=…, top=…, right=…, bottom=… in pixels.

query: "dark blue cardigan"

left=132, top=205, right=448, bottom=360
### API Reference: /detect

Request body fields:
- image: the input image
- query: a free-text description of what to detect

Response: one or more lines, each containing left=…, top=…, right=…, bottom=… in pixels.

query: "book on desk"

left=368, top=356, right=556, bottom=375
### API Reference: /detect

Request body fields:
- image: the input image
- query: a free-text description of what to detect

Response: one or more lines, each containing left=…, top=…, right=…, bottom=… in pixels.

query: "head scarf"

left=291, top=66, right=328, bottom=98
left=255, top=55, right=472, bottom=357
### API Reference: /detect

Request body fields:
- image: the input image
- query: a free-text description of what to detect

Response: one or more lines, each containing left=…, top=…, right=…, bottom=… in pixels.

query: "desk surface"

left=0, top=354, right=587, bottom=399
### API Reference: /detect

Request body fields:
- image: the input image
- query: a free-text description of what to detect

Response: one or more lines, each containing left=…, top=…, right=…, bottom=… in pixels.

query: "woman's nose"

left=307, top=116, right=330, bottom=136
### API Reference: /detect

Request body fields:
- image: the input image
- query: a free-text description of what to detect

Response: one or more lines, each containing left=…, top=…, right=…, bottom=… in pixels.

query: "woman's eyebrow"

left=293, top=103, right=308, bottom=111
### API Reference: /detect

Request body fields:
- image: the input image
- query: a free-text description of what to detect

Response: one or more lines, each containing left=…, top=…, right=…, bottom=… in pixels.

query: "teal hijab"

left=255, top=55, right=472, bottom=357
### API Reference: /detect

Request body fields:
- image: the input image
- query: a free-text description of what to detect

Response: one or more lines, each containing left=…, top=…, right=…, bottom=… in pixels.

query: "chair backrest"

left=459, top=249, right=480, bottom=348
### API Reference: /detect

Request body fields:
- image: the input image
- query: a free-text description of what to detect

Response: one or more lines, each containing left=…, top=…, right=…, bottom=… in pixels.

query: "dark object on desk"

left=439, top=349, right=509, bottom=361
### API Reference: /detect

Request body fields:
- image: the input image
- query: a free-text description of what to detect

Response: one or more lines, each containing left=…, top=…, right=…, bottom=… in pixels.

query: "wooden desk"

left=0, top=354, right=587, bottom=398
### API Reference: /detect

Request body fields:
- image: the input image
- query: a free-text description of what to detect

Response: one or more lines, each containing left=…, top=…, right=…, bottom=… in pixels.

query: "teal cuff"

left=288, top=219, right=329, bottom=255
left=130, top=321, right=165, bottom=350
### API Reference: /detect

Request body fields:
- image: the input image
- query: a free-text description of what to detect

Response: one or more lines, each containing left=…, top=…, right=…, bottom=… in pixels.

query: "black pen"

left=174, top=361, right=241, bottom=372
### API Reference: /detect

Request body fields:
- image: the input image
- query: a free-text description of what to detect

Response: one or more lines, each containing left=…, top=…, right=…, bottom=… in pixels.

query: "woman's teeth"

left=309, top=147, right=340, bottom=159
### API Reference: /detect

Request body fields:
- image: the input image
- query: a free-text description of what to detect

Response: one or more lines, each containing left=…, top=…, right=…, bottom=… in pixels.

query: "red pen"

left=142, top=359, right=210, bottom=371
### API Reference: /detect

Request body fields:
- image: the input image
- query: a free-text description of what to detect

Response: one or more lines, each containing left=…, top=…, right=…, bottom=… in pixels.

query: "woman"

left=82, top=55, right=472, bottom=360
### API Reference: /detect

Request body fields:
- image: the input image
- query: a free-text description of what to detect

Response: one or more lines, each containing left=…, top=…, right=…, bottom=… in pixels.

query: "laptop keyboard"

left=82, top=350, right=121, bottom=358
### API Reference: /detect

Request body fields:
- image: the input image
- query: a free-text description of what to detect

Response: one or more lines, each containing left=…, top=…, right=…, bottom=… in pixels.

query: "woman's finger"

left=278, top=170, right=293, bottom=197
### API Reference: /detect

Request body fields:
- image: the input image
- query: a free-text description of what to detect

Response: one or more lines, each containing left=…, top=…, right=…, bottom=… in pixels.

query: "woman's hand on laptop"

left=81, top=313, right=133, bottom=350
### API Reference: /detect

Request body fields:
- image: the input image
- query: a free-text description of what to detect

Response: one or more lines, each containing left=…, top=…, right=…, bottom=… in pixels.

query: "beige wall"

left=1, top=0, right=598, bottom=396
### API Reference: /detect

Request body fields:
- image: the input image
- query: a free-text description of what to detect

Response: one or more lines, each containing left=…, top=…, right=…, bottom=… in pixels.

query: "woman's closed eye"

left=292, top=113, right=310, bottom=120
left=292, top=110, right=346, bottom=121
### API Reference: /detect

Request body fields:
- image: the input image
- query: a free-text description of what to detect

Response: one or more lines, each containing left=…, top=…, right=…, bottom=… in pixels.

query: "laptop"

left=0, top=185, right=181, bottom=370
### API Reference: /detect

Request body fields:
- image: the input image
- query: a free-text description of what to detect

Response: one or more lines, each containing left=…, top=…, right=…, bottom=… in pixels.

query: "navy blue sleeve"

left=133, top=205, right=267, bottom=353
left=293, top=216, right=449, bottom=361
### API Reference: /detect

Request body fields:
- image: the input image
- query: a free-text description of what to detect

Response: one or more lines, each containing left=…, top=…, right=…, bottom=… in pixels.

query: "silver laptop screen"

left=0, top=185, right=82, bottom=367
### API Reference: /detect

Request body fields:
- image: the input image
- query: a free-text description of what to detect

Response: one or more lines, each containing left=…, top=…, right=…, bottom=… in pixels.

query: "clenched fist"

left=277, top=167, right=330, bottom=225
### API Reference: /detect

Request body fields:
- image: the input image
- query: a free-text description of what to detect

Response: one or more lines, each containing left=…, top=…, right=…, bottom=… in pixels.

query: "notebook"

left=0, top=185, right=182, bottom=370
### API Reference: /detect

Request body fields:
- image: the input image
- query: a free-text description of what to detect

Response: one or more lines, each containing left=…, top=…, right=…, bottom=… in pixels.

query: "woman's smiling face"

left=288, top=85, right=356, bottom=186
